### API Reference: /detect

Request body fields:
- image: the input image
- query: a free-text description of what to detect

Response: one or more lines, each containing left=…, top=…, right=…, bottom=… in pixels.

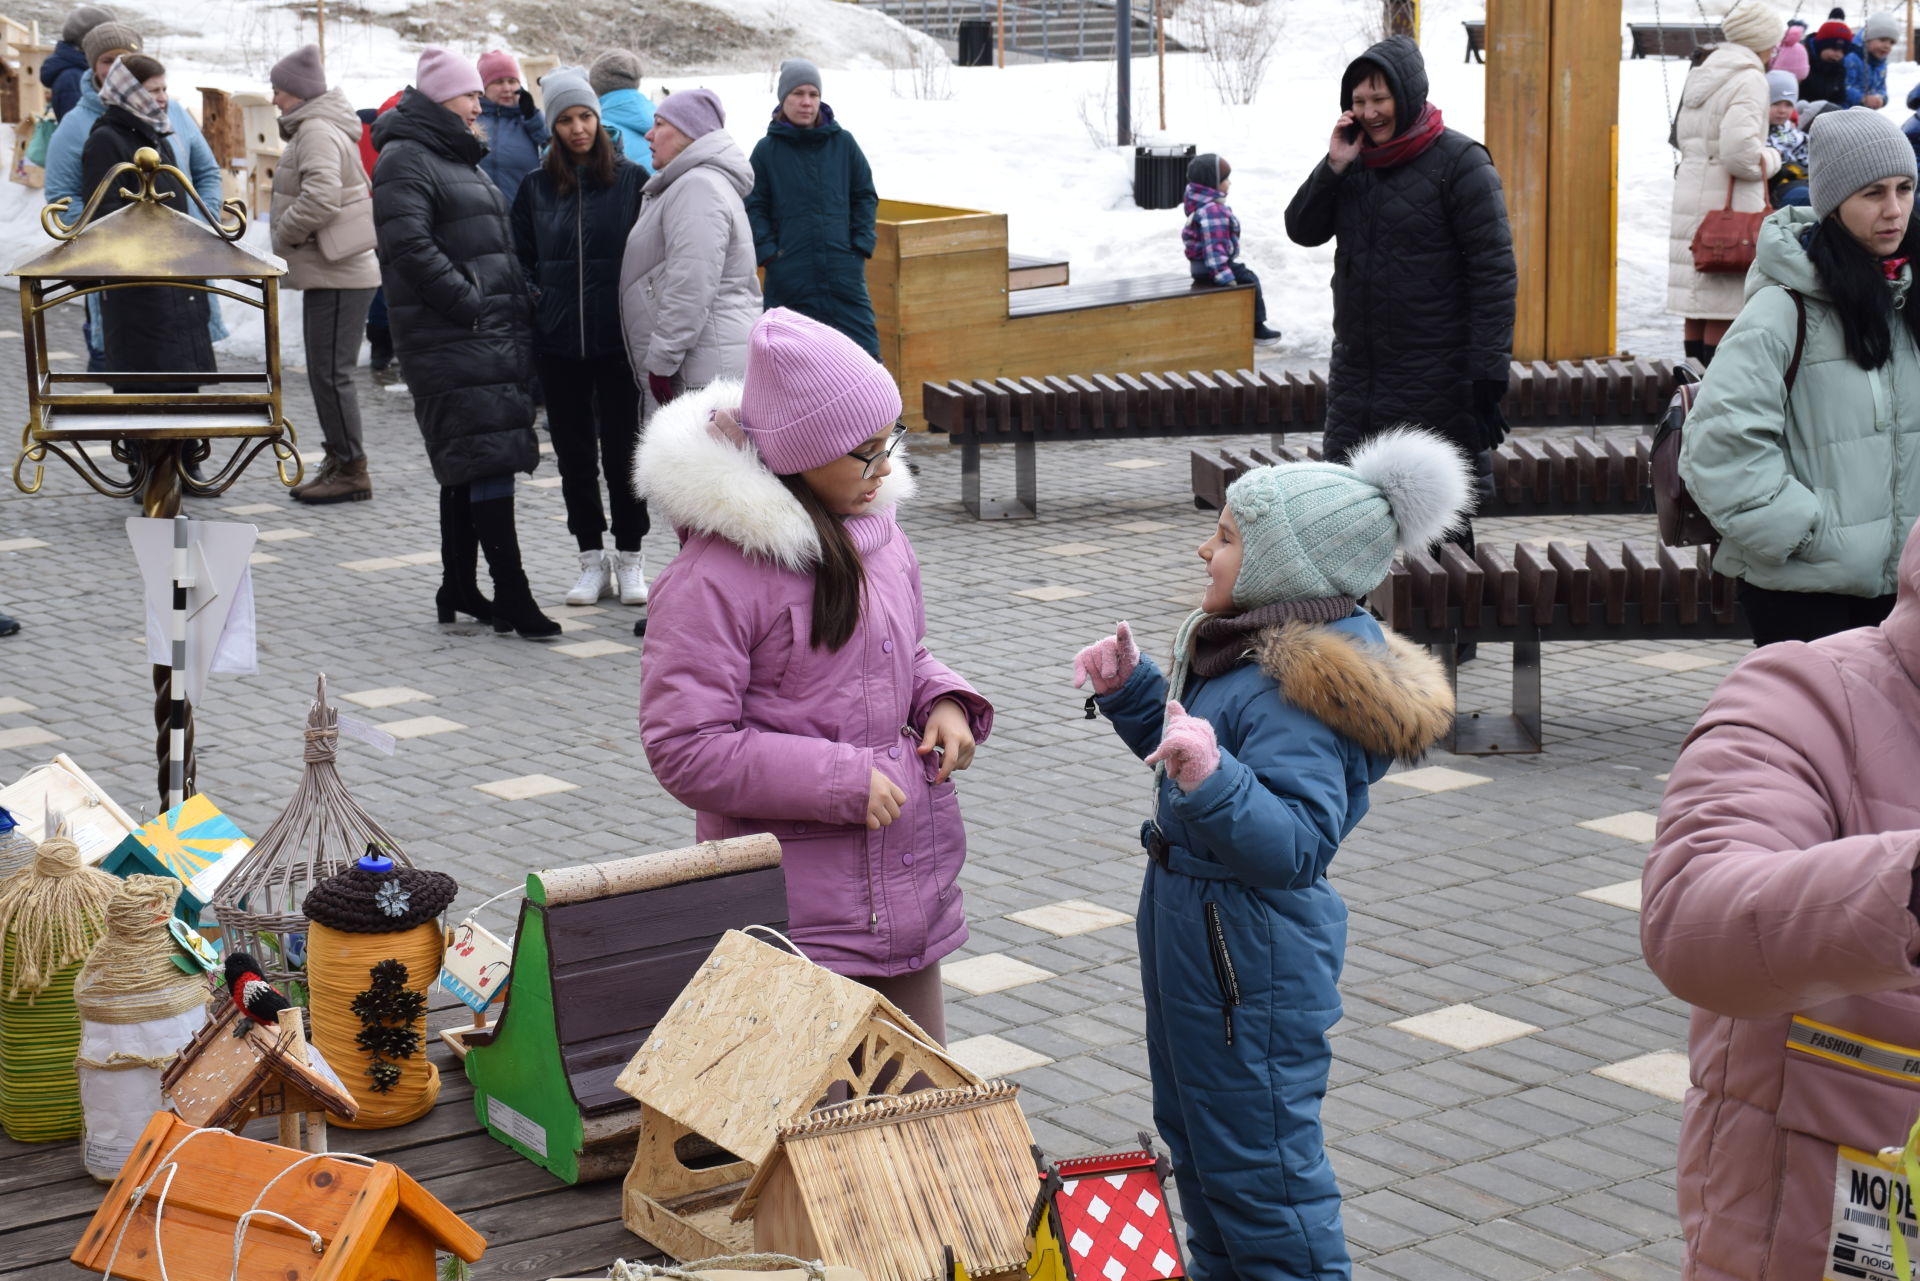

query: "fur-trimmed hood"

left=634, top=379, right=915, bottom=572
left=1251, top=620, right=1453, bottom=761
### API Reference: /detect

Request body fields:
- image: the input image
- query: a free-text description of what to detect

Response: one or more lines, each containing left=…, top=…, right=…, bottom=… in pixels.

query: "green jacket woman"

left=745, top=60, right=881, bottom=360
left=1680, top=111, right=1920, bottom=645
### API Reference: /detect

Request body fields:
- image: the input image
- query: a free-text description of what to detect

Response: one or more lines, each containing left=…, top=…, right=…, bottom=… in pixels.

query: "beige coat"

left=1667, top=44, right=1780, bottom=320
left=270, top=89, right=380, bottom=292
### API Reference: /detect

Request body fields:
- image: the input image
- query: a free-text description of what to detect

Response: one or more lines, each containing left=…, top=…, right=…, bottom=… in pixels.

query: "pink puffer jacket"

left=1644, top=523, right=1920, bottom=1280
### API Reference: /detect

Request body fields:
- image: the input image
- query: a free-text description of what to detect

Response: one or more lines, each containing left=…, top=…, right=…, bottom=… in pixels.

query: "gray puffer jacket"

left=618, top=130, right=762, bottom=385
left=271, top=88, right=380, bottom=291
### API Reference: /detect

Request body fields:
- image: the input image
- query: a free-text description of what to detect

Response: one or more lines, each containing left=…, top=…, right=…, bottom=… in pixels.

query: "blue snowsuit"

left=598, top=87, right=656, bottom=173
left=1094, top=609, right=1450, bottom=1280
left=1845, top=47, right=1889, bottom=105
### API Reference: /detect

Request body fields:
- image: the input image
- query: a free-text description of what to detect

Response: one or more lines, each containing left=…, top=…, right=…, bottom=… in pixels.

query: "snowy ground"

left=5, top=0, right=1915, bottom=366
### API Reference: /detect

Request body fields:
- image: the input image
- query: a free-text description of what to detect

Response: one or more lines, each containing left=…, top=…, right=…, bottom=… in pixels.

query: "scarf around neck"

left=101, top=56, right=171, bottom=136
left=1362, top=102, right=1443, bottom=169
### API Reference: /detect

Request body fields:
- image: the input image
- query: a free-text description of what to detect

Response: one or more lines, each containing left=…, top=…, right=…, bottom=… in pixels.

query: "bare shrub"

left=888, top=29, right=954, bottom=100
left=1190, top=0, right=1282, bottom=106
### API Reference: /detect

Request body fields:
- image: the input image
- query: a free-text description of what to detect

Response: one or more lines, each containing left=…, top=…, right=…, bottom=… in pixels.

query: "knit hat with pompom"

left=1223, top=429, right=1472, bottom=607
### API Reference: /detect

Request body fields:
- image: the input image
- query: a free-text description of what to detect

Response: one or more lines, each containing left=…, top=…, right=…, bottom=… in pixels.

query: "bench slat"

left=1514, top=542, right=1559, bottom=628
left=1439, top=544, right=1484, bottom=629
left=1477, top=544, right=1521, bottom=627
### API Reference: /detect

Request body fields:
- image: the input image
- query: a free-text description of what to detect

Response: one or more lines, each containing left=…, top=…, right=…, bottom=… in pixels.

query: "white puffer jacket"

left=1668, top=43, right=1780, bottom=320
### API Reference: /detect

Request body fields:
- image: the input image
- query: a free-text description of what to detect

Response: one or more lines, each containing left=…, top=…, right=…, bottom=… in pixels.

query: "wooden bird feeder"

left=744, top=1084, right=1037, bottom=1281
left=71, top=1110, right=485, bottom=1281
left=1022, top=1139, right=1185, bottom=1281
left=613, top=929, right=981, bottom=1261
left=160, top=1001, right=358, bottom=1153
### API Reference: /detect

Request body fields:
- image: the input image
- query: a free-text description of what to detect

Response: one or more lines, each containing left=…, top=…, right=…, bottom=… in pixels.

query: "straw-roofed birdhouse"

left=613, top=930, right=981, bottom=1261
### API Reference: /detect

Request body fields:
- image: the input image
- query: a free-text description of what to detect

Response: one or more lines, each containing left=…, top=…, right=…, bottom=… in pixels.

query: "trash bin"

left=958, top=19, right=993, bottom=66
left=1133, top=144, right=1194, bottom=210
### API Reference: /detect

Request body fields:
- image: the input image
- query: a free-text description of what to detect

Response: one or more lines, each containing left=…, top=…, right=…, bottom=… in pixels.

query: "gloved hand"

left=518, top=87, right=539, bottom=120
left=648, top=373, right=677, bottom=408
left=1144, top=701, right=1220, bottom=792
left=1472, top=379, right=1510, bottom=451
left=1072, top=621, right=1139, bottom=695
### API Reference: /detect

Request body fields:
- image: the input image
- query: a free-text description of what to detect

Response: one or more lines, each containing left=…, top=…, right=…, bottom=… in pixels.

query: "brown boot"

left=294, top=456, right=371, bottom=505
left=288, top=452, right=338, bottom=500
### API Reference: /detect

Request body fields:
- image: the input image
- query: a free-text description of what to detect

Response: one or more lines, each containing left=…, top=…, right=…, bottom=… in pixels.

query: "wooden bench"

left=1006, top=273, right=1251, bottom=318
left=924, top=356, right=1686, bottom=519
left=1367, top=540, right=1748, bottom=754
left=1627, top=22, right=1723, bottom=57
left=461, top=835, right=788, bottom=1184
left=1009, top=252, right=1070, bottom=290
left=1464, top=19, right=1485, bottom=62
left=1191, top=436, right=1653, bottom=516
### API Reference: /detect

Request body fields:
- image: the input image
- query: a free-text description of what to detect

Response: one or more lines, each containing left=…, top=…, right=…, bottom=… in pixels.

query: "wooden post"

left=996, top=0, right=1004, bottom=67
left=316, top=0, right=326, bottom=65
left=1485, top=0, right=1551, bottom=359
left=275, top=1007, right=306, bottom=1149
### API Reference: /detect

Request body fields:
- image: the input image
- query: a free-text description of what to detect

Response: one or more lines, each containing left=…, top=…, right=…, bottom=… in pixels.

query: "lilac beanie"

left=655, top=87, right=726, bottom=141
left=740, top=310, right=902, bottom=475
left=416, top=47, right=481, bottom=103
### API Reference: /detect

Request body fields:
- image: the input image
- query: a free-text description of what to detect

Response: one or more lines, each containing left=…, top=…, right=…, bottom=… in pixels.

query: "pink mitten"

left=1145, top=700, right=1221, bottom=792
left=1072, top=621, right=1140, bottom=695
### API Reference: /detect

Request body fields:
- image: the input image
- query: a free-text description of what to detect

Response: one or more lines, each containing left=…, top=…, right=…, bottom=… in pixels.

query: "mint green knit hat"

left=1224, top=428, right=1472, bottom=608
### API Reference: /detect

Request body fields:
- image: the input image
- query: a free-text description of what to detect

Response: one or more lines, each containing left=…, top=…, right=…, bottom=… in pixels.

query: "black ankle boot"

left=435, top=486, right=492, bottom=623
left=468, top=493, right=560, bottom=639
left=1699, top=342, right=1718, bottom=367
left=1683, top=338, right=1705, bottom=365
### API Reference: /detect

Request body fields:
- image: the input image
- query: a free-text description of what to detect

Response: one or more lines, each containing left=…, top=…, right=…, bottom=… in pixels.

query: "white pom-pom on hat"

left=1343, top=427, right=1474, bottom=553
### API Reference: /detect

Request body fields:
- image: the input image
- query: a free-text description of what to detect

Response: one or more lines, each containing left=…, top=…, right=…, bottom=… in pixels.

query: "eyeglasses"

left=848, top=426, right=907, bottom=480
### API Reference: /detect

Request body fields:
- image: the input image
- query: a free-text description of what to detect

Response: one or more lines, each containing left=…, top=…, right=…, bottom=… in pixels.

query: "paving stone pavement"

left=0, top=307, right=1728, bottom=1278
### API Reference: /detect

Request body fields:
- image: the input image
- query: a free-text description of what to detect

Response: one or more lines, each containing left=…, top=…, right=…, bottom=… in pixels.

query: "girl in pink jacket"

left=1644, top=517, right=1920, bottom=1281
left=634, top=308, right=991, bottom=1042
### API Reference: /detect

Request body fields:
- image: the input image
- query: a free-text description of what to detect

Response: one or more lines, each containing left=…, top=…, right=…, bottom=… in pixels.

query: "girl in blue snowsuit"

left=1075, top=430, right=1464, bottom=1279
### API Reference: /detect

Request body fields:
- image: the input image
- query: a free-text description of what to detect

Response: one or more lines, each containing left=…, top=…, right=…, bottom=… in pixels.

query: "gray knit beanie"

left=82, top=21, right=140, bottom=69
left=777, top=57, right=821, bottom=103
left=1809, top=107, right=1918, bottom=220
left=540, top=66, right=599, bottom=124
left=270, top=44, right=326, bottom=100
left=61, top=5, right=113, bottom=47
left=1224, top=429, right=1471, bottom=607
left=1186, top=153, right=1230, bottom=188
left=589, top=48, right=641, bottom=96
left=1862, top=10, right=1900, bottom=39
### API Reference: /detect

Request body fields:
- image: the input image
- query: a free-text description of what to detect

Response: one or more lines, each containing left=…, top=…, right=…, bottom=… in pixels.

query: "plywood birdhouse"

left=614, top=929, right=981, bottom=1261
left=70, top=1110, right=485, bottom=1281
left=160, top=1000, right=357, bottom=1151
left=744, top=1084, right=1037, bottom=1281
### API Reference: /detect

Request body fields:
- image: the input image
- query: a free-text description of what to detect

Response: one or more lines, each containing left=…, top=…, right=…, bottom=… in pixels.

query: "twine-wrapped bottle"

left=0, top=832, right=121, bottom=1141
left=75, top=874, right=211, bottom=1180
left=302, top=850, right=455, bottom=1128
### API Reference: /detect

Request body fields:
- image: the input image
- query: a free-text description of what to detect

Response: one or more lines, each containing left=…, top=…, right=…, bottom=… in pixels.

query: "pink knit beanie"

left=416, top=47, right=481, bottom=103
left=476, top=49, right=520, bottom=86
left=740, top=309, right=902, bottom=475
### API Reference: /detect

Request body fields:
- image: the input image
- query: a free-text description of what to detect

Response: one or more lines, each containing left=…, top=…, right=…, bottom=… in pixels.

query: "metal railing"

left=865, top=0, right=1179, bottom=62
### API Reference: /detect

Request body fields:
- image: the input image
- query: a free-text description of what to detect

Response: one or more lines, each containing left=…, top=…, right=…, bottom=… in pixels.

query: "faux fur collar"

left=633, top=379, right=916, bottom=571
left=1252, top=621, right=1453, bottom=762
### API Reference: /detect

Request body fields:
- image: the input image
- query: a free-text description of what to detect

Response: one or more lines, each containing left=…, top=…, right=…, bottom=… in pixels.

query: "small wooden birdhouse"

left=614, top=929, right=981, bottom=1261
left=1025, top=1139, right=1185, bottom=1281
left=160, top=1000, right=357, bottom=1152
left=70, top=1110, right=485, bottom=1281
left=743, top=1084, right=1037, bottom=1281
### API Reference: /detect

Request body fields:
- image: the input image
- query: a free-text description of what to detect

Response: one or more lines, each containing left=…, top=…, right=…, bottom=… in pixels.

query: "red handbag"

left=1691, top=175, right=1769, bottom=273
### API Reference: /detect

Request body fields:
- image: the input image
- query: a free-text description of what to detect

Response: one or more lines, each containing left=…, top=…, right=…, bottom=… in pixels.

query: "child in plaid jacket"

left=1182, top=152, right=1280, bottom=346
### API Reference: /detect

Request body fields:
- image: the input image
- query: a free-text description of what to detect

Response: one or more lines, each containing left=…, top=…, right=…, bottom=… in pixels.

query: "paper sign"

left=127, top=517, right=259, bottom=706
left=336, top=715, right=398, bottom=756
left=0, top=756, right=140, bottom=865
left=439, top=917, right=512, bottom=1012
left=1828, top=1145, right=1919, bottom=1280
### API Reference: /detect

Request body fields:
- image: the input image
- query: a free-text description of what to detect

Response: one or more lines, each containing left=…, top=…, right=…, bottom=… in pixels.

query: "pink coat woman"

left=1643, top=520, right=1920, bottom=1280
left=635, top=320, right=990, bottom=1031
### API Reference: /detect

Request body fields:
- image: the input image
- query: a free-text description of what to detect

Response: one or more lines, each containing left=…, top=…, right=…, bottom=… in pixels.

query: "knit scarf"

left=100, top=56, right=172, bottom=136
left=1362, top=102, right=1443, bottom=169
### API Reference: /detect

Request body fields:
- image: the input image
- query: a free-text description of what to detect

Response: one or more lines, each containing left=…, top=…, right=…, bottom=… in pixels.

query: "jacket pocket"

left=926, top=778, right=963, bottom=903
left=1776, top=1015, right=1920, bottom=1153
left=778, top=824, right=874, bottom=935
left=1203, top=901, right=1243, bottom=1046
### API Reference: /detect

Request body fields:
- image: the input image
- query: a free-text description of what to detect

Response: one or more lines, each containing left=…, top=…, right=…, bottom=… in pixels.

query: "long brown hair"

left=778, top=474, right=866, bottom=651
left=543, top=111, right=618, bottom=196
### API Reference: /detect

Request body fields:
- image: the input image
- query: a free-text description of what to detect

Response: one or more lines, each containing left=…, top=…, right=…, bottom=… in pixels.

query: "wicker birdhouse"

left=614, top=930, right=982, bottom=1261
left=210, top=675, right=410, bottom=986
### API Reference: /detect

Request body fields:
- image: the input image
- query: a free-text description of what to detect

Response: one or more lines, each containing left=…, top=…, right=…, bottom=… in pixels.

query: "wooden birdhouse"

left=70, top=1110, right=486, bottom=1281
left=1024, top=1139, right=1185, bottom=1281
left=743, top=1084, right=1037, bottom=1281
left=160, top=1000, right=358, bottom=1152
left=614, top=929, right=982, bottom=1261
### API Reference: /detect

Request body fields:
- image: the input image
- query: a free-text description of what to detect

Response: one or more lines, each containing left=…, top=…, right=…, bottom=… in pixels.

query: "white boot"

left=614, top=549, right=648, bottom=605
left=564, top=550, right=612, bottom=606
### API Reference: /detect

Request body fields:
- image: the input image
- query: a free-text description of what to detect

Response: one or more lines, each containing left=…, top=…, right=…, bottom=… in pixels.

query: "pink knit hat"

left=476, top=49, right=520, bottom=86
left=740, top=309, right=902, bottom=475
left=416, top=47, right=481, bottom=103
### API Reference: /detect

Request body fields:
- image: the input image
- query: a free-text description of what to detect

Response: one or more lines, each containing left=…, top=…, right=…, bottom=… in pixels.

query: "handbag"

left=23, top=111, right=54, bottom=168
left=1691, top=175, right=1769, bottom=274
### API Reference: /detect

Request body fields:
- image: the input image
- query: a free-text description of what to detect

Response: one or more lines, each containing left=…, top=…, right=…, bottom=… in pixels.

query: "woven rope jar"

left=302, top=851, right=455, bottom=1128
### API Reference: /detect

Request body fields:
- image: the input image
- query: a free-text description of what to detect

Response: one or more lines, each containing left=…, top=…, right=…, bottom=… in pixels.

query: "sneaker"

left=614, top=550, right=648, bottom=605
left=1253, top=325, right=1283, bottom=348
left=564, top=550, right=612, bottom=606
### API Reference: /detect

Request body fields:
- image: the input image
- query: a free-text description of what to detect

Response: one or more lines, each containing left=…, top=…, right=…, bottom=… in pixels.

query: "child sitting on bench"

left=1183, top=152, right=1282, bottom=348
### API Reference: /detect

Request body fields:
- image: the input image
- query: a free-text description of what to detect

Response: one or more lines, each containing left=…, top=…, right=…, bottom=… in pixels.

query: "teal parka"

left=744, top=104, right=881, bottom=359
left=1681, top=206, right=1920, bottom=597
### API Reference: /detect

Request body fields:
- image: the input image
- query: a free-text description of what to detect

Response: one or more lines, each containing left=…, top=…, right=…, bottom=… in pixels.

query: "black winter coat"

left=371, top=88, right=537, bottom=487
left=1285, top=36, right=1516, bottom=461
left=510, top=158, right=647, bottom=359
left=82, top=105, right=215, bottom=393
left=745, top=105, right=881, bottom=359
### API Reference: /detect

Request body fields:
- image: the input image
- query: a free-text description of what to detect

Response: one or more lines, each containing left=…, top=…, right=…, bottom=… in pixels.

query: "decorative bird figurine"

left=223, top=952, right=291, bottom=1032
